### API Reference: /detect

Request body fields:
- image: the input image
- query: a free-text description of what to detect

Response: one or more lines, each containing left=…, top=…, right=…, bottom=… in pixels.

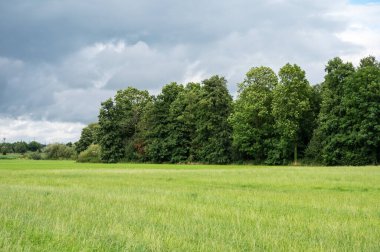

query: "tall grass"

left=0, top=160, right=379, bottom=251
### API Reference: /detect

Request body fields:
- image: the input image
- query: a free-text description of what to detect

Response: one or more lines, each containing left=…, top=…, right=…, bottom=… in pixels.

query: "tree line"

left=70, top=56, right=380, bottom=165
left=0, top=141, right=77, bottom=160
left=0, top=141, right=44, bottom=155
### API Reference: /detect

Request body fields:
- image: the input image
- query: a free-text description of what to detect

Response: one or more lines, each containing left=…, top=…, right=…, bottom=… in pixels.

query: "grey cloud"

left=0, top=0, right=348, bottom=61
left=0, top=0, right=378, bottom=130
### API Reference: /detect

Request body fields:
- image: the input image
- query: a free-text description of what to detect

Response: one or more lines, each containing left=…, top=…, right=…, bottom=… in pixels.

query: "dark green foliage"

left=98, top=99, right=124, bottom=163
left=352, top=57, right=380, bottom=164
left=1, top=146, right=7, bottom=155
left=28, top=141, right=43, bottom=152
left=98, top=87, right=151, bottom=163
left=193, top=76, right=233, bottom=164
left=86, top=57, right=378, bottom=165
left=144, top=83, right=184, bottom=163
left=167, top=83, right=202, bottom=163
left=229, top=67, right=278, bottom=163
left=1, top=143, right=13, bottom=155
left=315, top=58, right=356, bottom=165
left=310, top=56, right=380, bottom=165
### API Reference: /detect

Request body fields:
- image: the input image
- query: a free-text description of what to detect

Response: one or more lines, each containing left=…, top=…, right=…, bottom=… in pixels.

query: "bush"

left=44, top=143, right=76, bottom=160
left=77, top=144, right=101, bottom=163
left=27, top=152, right=42, bottom=160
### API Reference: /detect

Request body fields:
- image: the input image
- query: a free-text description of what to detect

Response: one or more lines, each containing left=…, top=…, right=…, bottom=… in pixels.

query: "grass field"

left=0, top=160, right=379, bottom=251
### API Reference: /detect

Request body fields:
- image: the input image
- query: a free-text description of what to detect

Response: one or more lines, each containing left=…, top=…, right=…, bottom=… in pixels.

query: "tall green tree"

left=167, top=82, right=202, bottom=163
left=312, top=57, right=355, bottom=165
left=98, top=98, right=124, bottom=163
left=194, top=75, right=233, bottom=164
left=144, top=82, right=184, bottom=163
left=115, top=88, right=151, bottom=161
left=349, top=56, right=380, bottom=164
left=229, top=66, right=278, bottom=163
left=272, top=63, right=314, bottom=164
left=98, top=87, right=151, bottom=163
left=322, top=56, right=380, bottom=165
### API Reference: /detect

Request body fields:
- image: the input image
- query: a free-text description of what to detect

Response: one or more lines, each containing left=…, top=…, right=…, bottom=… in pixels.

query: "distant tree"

left=229, top=66, right=278, bottom=163
left=28, top=141, right=43, bottom=152
left=193, top=75, right=233, bottom=164
left=12, top=141, right=28, bottom=154
left=1, top=145, right=7, bottom=155
left=271, top=63, right=314, bottom=164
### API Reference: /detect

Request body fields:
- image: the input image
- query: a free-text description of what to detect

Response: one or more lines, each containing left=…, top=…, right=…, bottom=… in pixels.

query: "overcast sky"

left=0, top=0, right=379, bottom=143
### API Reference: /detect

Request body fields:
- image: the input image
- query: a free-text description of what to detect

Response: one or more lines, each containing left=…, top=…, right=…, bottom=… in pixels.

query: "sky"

left=0, top=0, right=379, bottom=143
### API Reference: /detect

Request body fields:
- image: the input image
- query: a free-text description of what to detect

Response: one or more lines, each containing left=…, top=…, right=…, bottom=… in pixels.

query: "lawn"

left=0, top=160, right=379, bottom=251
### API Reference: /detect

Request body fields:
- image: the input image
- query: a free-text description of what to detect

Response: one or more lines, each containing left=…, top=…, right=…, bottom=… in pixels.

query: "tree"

left=193, top=75, right=233, bottom=164
left=98, top=87, right=151, bottom=163
left=272, top=63, right=314, bottom=164
left=98, top=99, right=124, bottom=163
left=144, top=82, right=184, bottom=163
left=28, top=141, right=43, bottom=152
left=329, top=56, right=380, bottom=165
left=312, top=57, right=355, bottom=165
left=75, top=123, right=100, bottom=154
left=349, top=56, right=380, bottom=164
left=12, top=141, right=28, bottom=154
left=229, top=66, right=278, bottom=163
left=167, top=82, right=202, bottom=163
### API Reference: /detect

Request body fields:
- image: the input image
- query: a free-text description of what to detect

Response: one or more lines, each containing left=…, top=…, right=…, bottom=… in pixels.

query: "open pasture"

left=0, top=160, right=379, bottom=251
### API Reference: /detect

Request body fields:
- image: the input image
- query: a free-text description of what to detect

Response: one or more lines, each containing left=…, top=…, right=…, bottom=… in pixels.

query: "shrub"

left=44, top=143, right=76, bottom=160
left=77, top=144, right=101, bottom=163
left=27, top=152, right=42, bottom=160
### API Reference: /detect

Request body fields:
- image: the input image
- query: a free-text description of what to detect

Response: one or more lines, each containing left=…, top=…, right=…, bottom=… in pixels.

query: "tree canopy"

left=75, top=56, right=379, bottom=165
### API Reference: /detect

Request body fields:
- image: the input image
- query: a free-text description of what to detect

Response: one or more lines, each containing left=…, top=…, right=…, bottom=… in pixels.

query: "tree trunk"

left=294, top=142, right=298, bottom=165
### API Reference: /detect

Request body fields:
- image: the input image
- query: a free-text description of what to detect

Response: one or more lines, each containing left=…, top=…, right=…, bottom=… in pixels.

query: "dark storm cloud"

left=0, top=0, right=348, bottom=61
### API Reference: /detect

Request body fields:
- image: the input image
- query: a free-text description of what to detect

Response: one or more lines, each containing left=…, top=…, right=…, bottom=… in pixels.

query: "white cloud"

left=331, top=2, right=380, bottom=63
left=0, top=117, right=85, bottom=143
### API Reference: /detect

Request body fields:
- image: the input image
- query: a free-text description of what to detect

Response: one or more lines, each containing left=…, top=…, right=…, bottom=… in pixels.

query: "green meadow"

left=0, top=160, right=379, bottom=251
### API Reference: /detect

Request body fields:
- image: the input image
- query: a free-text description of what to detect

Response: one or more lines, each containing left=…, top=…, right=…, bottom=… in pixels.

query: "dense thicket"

left=77, top=56, right=379, bottom=165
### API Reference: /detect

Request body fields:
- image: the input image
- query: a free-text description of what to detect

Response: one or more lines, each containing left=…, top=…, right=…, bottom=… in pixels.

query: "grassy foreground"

left=0, top=160, right=379, bottom=251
